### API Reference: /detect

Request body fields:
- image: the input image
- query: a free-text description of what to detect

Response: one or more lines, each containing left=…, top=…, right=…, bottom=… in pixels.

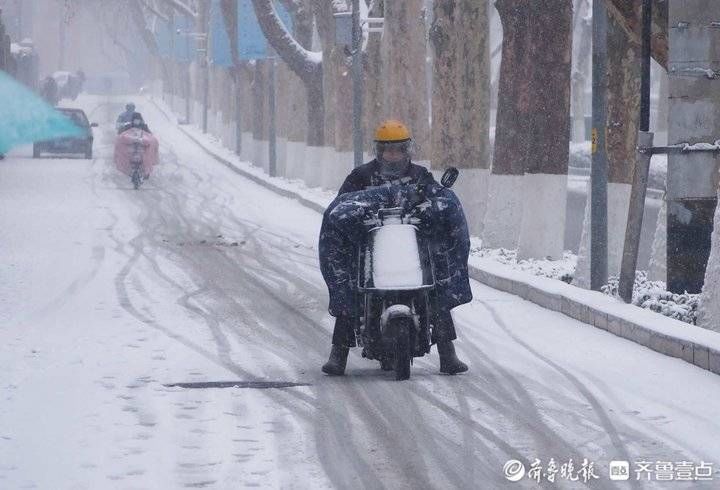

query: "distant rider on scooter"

left=116, top=103, right=136, bottom=133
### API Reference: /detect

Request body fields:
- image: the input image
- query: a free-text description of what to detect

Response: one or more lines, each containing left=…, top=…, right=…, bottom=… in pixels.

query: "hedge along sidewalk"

left=149, top=96, right=720, bottom=378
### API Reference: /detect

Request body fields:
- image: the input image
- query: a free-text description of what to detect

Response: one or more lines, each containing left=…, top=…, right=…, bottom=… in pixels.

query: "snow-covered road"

left=1, top=96, right=719, bottom=490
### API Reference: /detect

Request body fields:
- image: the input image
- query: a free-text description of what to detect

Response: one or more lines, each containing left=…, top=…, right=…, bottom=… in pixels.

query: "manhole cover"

left=164, top=381, right=310, bottom=389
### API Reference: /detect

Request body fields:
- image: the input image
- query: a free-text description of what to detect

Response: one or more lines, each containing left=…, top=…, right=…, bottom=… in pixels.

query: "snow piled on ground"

left=470, top=239, right=699, bottom=326
left=470, top=238, right=576, bottom=283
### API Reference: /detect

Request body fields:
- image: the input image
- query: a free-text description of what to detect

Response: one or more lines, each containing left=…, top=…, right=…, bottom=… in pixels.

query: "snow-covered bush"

left=601, top=271, right=699, bottom=325
left=472, top=243, right=698, bottom=325
left=471, top=246, right=576, bottom=283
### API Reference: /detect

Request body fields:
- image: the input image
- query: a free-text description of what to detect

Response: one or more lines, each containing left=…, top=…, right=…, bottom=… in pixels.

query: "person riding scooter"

left=113, top=111, right=158, bottom=183
left=116, top=103, right=136, bottom=133
left=118, top=111, right=151, bottom=135
left=128, top=112, right=151, bottom=133
left=318, top=120, right=472, bottom=376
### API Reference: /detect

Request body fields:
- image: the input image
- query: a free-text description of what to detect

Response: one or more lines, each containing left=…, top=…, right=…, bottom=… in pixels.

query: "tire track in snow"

left=475, top=299, right=640, bottom=489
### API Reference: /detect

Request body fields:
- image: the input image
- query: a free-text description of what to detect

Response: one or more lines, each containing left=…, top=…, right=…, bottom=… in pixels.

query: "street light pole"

left=268, top=56, right=277, bottom=177
left=169, top=11, right=175, bottom=109
left=59, top=4, right=66, bottom=71
left=200, top=3, right=209, bottom=133
left=185, top=33, right=191, bottom=124
left=351, top=0, right=363, bottom=168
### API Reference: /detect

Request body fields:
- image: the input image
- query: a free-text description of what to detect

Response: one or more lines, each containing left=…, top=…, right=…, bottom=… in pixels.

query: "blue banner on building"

left=155, top=1, right=292, bottom=64
left=174, top=14, right=194, bottom=63
left=209, top=0, right=232, bottom=66
left=155, top=13, right=194, bottom=63
left=211, top=0, right=293, bottom=63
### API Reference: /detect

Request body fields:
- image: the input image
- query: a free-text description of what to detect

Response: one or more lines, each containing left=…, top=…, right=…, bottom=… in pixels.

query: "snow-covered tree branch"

left=250, top=0, right=321, bottom=84
left=156, top=0, right=198, bottom=19
left=250, top=0, right=325, bottom=145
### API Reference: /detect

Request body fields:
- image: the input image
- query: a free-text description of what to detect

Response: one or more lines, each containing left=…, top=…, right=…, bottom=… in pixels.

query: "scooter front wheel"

left=131, top=169, right=141, bottom=189
left=389, top=317, right=413, bottom=381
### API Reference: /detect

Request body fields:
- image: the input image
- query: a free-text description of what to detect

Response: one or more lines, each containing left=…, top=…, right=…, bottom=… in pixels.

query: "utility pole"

left=59, top=3, right=66, bottom=70
left=666, top=0, right=720, bottom=293
left=268, top=56, right=277, bottom=176
left=200, top=2, right=210, bottom=134
left=590, top=0, right=608, bottom=291
left=351, top=0, right=363, bottom=168
left=619, top=0, right=653, bottom=303
left=16, top=0, right=23, bottom=40
left=336, top=5, right=382, bottom=168
left=169, top=11, right=176, bottom=109
left=185, top=30, right=191, bottom=124
left=235, top=74, right=242, bottom=156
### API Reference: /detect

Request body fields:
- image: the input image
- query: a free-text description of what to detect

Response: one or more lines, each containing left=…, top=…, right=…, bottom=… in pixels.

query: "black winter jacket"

left=337, top=159, right=436, bottom=196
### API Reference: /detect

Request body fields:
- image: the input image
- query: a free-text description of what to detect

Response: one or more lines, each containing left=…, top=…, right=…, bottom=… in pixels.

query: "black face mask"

left=379, top=158, right=410, bottom=178
left=376, top=141, right=411, bottom=177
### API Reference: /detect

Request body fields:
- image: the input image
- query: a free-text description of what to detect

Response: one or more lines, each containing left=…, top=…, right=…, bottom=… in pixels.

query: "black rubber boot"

left=321, top=345, right=349, bottom=376
left=437, top=340, right=468, bottom=374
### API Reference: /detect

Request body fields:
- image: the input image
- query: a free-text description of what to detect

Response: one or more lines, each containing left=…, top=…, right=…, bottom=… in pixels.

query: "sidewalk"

left=149, top=95, right=720, bottom=378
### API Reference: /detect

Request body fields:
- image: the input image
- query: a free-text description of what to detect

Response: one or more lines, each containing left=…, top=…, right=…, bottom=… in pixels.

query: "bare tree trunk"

left=284, top=68, right=307, bottom=143
left=429, top=1, right=460, bottom=169
left=382, top=0, right=430, bottom=159
left=0, top=16, right=11, bottom=74
left=252, top=60, right=267, bottom=142
left=516, top=0, right=572, bottom=260
left=484, top=0, right=572, bottom=256
left=240, top=62, right=255, bottom=134
left=287, top=0, right=311, bottom=146
left=482, top=0, right=532, bottom=249
left=490, top=0, right=532, bottom=177
left=312, top=1, right=352, bottom=152
left=430, top=0, right=489, bottom=170
left=430, top=0, right=490, bottom=236
left=275, top=62, right=290, bottom=141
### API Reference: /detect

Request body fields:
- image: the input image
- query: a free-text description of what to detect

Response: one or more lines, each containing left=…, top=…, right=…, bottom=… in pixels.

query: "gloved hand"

left=408, top=198, right=439, bottom=236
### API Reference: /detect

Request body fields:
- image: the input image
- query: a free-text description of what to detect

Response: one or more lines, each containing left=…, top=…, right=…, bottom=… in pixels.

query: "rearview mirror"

left=441, top=167, right=459, bottom=188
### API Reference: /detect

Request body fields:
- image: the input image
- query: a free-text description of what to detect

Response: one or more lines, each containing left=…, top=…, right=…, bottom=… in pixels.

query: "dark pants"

left=331, top=308, right=457, bottom=347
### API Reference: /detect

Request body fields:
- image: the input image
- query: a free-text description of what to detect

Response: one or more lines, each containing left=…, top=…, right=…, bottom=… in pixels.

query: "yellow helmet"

left=374, top=119, right=411, bottom=142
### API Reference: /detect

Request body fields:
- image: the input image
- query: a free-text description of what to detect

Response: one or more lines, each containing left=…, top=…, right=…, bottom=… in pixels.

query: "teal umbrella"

left=0, top=71, right=84, bottom=154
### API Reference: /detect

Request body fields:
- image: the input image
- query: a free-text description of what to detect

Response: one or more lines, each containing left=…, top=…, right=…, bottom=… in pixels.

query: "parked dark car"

left=33, top=108, right=97, bottom=159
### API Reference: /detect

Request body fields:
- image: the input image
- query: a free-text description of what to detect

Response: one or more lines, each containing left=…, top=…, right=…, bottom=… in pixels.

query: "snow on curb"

left=468, top=258, right=720, bottom=375
left=149, top=96, right=720, bottom=378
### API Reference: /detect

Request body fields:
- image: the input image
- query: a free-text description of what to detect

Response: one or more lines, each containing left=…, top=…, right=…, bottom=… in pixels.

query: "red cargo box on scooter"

left=113, top=128, right=159, bottom=177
